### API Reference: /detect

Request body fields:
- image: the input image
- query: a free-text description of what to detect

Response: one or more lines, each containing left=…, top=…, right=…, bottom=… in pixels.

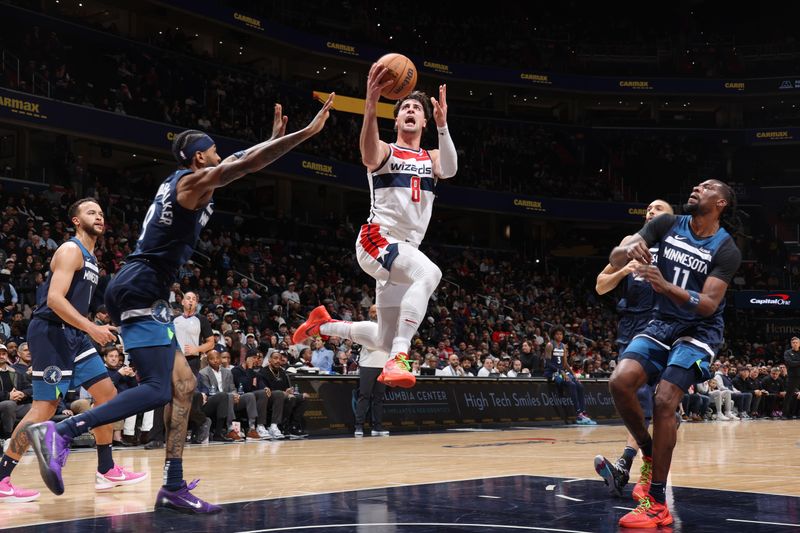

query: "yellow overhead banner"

left=312, top=91, right=395, bottom=120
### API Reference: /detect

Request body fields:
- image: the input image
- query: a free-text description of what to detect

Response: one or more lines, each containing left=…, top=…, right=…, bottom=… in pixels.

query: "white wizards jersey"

left=366, top=144, right=436, bottom=246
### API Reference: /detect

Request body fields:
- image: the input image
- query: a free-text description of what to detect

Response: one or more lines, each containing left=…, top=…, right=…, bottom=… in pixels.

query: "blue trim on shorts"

left=620, top=336, right=669, bottom=381
left=32, top=354, right=108, bottom=401
left=668, top=342, right=713, bottom=380
left=121, top=321, right=175, bottom=349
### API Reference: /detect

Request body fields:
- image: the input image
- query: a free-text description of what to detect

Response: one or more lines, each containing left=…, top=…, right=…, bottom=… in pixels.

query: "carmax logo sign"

left=750, top=293, right=791, bottom=306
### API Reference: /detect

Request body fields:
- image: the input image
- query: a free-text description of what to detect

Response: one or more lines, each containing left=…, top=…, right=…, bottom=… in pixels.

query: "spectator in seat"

left=198, top=350, right=245, bottom=441
left=103, top=347, right=140, bottom=446
left=461, top=355, right=477, bottom=376
left=714, top=363, right=751, bottom=419
left=11, top=342, right=32, bottom=397
left=518, top=341, right=539, bottom=375
left=231, top=349, right=270, bottom=439
left=0, top=269, right=18, bottom=320
left=438, top=353, right=466, bottom=376
left=682, top=384, right=709, bottom=422
left=699, top=379, right=734, bottom=421
left=762, top=367, right=786, bottom=418
left=507, top=358, right=531, bottom=378
left=311, top=338, right=333, bottom=373
left=733, top=366, right=762, bottom=418
left=477, top=357, right=495, bottom=377
left=748, top=367, right=770, bottom=418
left=0, top=343, right=31, bottom=439
left=260, top=351, right=307, bottom=439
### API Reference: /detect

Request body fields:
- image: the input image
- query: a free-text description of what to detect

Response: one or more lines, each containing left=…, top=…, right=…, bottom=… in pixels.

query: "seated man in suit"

left=198, top=350, right=259, bottom=440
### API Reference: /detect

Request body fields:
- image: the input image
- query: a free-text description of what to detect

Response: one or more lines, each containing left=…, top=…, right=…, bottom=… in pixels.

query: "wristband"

left=683, top=290, right=700, bottom=312
left=437, top=125, right=449, bottom=135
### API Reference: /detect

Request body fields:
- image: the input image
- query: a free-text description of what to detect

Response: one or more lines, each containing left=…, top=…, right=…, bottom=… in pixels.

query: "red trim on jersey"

left=390, top=145, right=430, bottom=161
left=359, top=224, right=388, bottom=258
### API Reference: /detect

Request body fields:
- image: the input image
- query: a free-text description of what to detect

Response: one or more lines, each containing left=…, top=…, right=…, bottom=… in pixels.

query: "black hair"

left=711, top=179, right=743, bottom=235
left=68, top=198, right=99, bottom=223
left=550, top=325, right=565, bottom=338
left=393, top=90, right=432, bottom=123
left=171, top=129, right=208, bottom=166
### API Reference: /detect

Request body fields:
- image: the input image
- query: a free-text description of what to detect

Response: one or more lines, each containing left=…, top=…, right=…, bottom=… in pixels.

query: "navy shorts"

left=105, top=260, right=175, bottom=350
left=620, top=319, right=720, bottom=391
left=28, top=318, right=108, bottom=401
left=616, top=315, right=651, bottom=351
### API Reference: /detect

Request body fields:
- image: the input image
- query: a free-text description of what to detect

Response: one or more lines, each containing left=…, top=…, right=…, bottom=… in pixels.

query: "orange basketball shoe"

left=618, top=494, right=673, bottom=528
left=631, top=455, right=652, bottom=501
left=292, top=305, right=332, bottom=344
left=378, top=353, right=416, bottom=388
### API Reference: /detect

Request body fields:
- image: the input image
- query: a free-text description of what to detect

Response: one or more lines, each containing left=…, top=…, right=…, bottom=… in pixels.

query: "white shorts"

left=355, top=223, right=420, bottom=308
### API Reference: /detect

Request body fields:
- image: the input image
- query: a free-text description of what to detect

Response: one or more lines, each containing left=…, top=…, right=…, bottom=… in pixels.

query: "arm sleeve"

left=708, top=239, right=742, bottom=284
left=637, top=214, right=677, bottom=246
left=436, top=125, right=457, bottom=178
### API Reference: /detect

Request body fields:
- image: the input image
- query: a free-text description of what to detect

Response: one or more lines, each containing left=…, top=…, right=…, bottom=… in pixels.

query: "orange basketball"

left=376, top=53, right=417, bottom=100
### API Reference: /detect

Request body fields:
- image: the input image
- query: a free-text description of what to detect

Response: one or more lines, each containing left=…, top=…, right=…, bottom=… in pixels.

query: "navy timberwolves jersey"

left=128, top=169, right=214, bottom=276
left=616, top=245, right=658, bottom=316
left=33, top=238, right=99, bottom=323
left=640, top=214, right=741, bottom=327
left=548, top=341, right=566, bottom=371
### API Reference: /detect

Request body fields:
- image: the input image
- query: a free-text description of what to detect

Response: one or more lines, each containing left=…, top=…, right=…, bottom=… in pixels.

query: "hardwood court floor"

left=2, top=420, right=799, bottom=529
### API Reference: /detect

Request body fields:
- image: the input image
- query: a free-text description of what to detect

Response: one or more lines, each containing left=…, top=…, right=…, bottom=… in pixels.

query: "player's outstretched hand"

left=269, top=103, right=288, bottom=140
left=431, top=84, right=448, bottom=127
left=89, top=324, right=118, bottom=345
left=306, top=92, right=335, bottom=136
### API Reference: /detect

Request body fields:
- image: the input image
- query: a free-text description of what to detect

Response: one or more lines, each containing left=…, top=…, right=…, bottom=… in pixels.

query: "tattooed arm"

left=176, top=93, right=334, bottom=210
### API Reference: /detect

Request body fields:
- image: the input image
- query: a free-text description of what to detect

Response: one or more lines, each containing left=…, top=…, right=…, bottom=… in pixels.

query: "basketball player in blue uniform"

left=27, top=94, right=335, bottom=513
left=0, top=199, right=146, bottom=504
left=609, top=180, right=741, bottom=528
left=543, top=326, right=596, bottom=425
left=593, top=199, right=673, bottom=499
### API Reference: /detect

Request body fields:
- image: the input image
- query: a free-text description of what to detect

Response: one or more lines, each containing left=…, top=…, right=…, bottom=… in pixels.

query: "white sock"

left=320, top=320, right=380, bottom=347
left=391, top=312, right=422, bottom=355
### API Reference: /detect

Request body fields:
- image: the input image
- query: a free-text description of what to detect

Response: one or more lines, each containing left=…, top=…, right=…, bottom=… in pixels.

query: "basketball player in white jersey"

left=294, top=62, right=457, bottom=387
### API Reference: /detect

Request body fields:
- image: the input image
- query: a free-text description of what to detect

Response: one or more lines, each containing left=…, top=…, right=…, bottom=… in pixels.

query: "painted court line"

left=613, top=506, right=635, bottom=511
left=479, top=495, right=502, bottom=499
left=727, top=518, right=800, bottom=527
left=239, top=523, right=592, bottom=533
left=555, top=494, right=583, bottom=502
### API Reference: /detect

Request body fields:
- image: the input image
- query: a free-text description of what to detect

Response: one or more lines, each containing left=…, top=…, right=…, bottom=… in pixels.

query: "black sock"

left=163, top=458, right=183, bottom=491
left=0, top=454, right=19, bottom=480
left=618, top=446, right=637, bottom=472
left=640, top=437, right=653, bottom=458
left=96, top=444, right=114, bottom=475
left=650, top=481, right=666, bottom=503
